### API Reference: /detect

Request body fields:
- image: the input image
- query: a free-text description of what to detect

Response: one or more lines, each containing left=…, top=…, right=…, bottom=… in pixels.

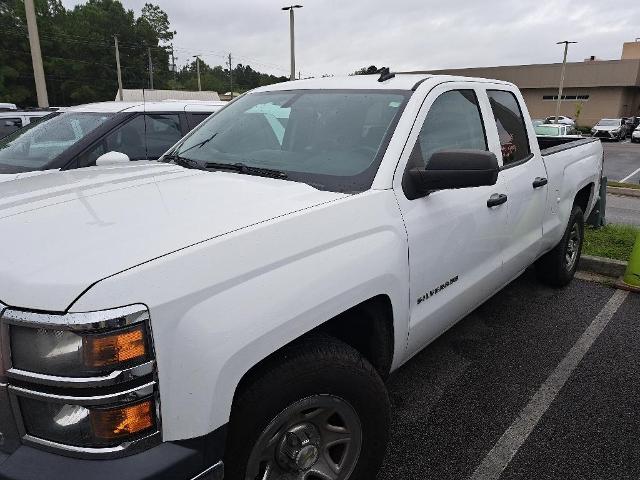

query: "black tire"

left=536, top=205, right=584, bottom=288
left=224, top=336, right=390, bottom=480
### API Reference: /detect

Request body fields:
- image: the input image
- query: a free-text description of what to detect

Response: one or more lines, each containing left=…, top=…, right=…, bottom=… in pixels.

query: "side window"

left=77, top=142, right=107, bottom=167
left=412, top=90, right=487, bottom=167
left=104, top=115, right=147, bottom=160
left=0, top=117, right=23, bottom=138
left=144, top=114, right=182, bottom=158
left=187, top=113, right=212, bottom=129
left=487, top=90, right=531, bottom=165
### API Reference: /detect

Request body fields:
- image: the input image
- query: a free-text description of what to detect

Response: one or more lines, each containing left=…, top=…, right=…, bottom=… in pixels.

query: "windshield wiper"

left=164, top=154, right=206, bottom=171
left=205, top=162, right=288, bottom=179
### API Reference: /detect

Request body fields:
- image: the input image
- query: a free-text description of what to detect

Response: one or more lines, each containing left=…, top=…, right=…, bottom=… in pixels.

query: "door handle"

left=532, top=177, right=548, bottom=188
left=487, top=193, right=508, bottom=208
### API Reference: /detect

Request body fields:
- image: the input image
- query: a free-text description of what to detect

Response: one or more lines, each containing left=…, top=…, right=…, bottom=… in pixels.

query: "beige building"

left=406, top=41, right=640, bottom=127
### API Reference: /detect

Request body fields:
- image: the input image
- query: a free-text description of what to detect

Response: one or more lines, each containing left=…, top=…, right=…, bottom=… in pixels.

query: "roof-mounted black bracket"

left=377, top=67, right=396, bottom=82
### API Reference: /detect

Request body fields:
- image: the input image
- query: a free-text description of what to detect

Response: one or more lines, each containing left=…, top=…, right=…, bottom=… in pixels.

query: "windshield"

left=535, top=125, right=561, bottom=136
left=597, top=119, right=620, bottom=127
left=0, top=112, right=112, bottom=173
left=169, top=89, right=410, bottom=193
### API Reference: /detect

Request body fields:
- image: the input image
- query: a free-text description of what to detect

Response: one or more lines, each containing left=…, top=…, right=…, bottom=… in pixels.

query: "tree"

left=0, top=0, right=287, bottom=107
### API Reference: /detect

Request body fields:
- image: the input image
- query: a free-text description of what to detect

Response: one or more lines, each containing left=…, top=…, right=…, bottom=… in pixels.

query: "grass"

left=608, top=181, right=640, bottom=190
left=583, top=224, right=639, bottom=261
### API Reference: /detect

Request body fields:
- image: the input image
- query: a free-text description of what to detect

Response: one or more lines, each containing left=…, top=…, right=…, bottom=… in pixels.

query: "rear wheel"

left=224, top=336, right=390, bottom=480
left=536, top=205, right=584, bottom=287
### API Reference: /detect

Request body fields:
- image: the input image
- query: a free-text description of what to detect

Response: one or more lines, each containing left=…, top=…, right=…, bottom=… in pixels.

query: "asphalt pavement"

left=606, top=193, right=640, bottom=226
left=603, top=141, right=640, bottom=184
left=377, top=270, right=638, bottom=480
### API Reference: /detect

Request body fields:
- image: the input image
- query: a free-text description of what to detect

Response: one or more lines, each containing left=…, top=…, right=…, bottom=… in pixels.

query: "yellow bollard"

left=620, top=233, right=640, bottom=292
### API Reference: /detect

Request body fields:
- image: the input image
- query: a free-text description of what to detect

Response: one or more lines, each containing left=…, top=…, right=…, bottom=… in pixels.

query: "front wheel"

left=536, top=205, right=584, bottom=287
left=224, top=336, right=390, bottom=480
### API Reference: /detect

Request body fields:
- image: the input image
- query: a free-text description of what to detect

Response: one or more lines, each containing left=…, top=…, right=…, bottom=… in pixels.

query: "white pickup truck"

left=0, top=73, right=603, bottom=480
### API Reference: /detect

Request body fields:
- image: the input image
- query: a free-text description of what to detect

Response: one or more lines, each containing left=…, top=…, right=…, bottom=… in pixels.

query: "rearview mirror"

left=95, top=151, right=130, bottom=166
left=403, top=149, right=499, bottom=200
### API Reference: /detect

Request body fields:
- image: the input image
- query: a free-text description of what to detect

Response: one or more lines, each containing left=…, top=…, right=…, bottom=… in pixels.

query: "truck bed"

left=537, top=136, right=600, bottom=156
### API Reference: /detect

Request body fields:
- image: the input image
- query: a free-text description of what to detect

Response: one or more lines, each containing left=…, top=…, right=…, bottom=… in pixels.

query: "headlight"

left=18, top=395, right=155, bottom=448
left=1, top=305, right=160, bottom=457
left=10, top=323, right=149, bottom=377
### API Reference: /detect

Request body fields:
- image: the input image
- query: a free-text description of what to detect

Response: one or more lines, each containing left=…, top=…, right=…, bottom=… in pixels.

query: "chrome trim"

left=1, top=304, right=149, bottom=331
left=6, top=360, right=155, bottom=388
left=21, top=431, right=162, bottom=460
left=9, top=380, right=155, bottom=405
left=191, top=462, right=224, bottom=480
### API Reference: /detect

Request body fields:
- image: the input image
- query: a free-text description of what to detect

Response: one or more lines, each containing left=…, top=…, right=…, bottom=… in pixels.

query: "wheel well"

left=233, top=295, right=395, bottom=404
left=315, top=295, right=394, bottom=379
left=573, top=183, right=593, bottom=214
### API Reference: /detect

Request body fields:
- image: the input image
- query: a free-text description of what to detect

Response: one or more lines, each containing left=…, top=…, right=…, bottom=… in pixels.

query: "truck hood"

left=0, top=162, right=347, bottom=311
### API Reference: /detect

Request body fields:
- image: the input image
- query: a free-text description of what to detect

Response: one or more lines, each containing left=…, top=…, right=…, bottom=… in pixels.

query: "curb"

left=578, top=254, right=627, bottom=278
left=607, top=186, right=640, bottom=198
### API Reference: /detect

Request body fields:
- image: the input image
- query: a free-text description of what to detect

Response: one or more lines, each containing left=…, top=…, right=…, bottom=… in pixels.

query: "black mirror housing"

left=403, top=149, right=499, bottom=200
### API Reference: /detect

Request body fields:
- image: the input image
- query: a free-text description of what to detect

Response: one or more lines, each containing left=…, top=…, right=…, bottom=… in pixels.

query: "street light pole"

left=193, top=55, right=202, bottom=91
left=24, top=0, right=49, bottom=107
left=554, top=40, right=577, bottom=124
left=282, top=5, right=303, bottom=81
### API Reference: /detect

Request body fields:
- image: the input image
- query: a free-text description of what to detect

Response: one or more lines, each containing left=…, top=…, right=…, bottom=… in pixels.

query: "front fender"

left=71, top=190, right=410, bottom=441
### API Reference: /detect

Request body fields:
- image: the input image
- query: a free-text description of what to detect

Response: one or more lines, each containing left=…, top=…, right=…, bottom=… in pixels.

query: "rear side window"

left=412, top=89, right=487, bottom=166
left=487, top=90, right=531, bottom=166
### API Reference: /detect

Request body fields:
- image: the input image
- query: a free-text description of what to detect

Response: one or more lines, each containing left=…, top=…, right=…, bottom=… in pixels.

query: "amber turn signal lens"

left=83, top=325, right=147, bottom=368
left=90, top=400, right=155, bottom=440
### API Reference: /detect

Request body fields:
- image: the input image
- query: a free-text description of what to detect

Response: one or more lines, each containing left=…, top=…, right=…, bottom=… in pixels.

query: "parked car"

left=535, top=123, right=582, bottom=138
left=0, top=102, right=17, bottom=111
left=543, top=115, right=575, bottom=126
left=0, top=74, right=603, bottom=480
left=0, top=109, right=59, bottom=139
left=0, top=100, right=225, bottom=181
left=632, top=125, right=640, bottom=143
left=625, top=116, right=640, bottom=137
left=591, top=118, right=626, bottom=141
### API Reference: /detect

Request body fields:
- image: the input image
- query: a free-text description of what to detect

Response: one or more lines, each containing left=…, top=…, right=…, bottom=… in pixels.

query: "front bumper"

left=0, top=443, right=223, bottom=480
left=593, top=130, right=618, bottom=139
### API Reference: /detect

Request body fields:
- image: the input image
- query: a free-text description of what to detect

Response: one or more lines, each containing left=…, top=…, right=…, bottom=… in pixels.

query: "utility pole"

left=554, top=40, right=577, bottom=124
left=170, top=46, right=176, bottom=78
left=114, top=36, right=124, bottom=101
left=147, top=47, right=154, bottom=90
left=193, top=55, right=201, bottom=91
left=24, top=0, right=49, bottom=107
left=282, top=5, right=303, bottom=81
left=228, top=53, right=233, bottom=99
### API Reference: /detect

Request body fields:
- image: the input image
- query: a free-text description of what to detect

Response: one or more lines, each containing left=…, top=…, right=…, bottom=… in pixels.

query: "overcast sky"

left=60, top=0, right=640, bottom=77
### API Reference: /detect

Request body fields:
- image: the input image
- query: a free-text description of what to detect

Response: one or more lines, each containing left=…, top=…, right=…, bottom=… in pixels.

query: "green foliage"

left=176, top=59, right=287, bottom=94
left=583, top=224, right=640, bottom=261
left=0, top=0, right=286, bottom=106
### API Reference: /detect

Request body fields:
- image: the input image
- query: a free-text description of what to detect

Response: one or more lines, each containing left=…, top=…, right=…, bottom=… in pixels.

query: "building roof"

left=405, top=59, right=640, bottom=89
left=114, top=89, right=221, bottom=102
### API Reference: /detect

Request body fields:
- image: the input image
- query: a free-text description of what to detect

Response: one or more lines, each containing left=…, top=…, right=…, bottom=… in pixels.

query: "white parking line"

left=468, top=289, right=629, bottom=480
left=620, top=166, right=640, bottom=183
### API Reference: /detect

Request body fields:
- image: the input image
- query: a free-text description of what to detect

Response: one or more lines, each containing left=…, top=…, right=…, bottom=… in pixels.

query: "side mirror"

left=95, top=151, right=130, bottom=166
left=403, top=149, right=499, bottom=200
